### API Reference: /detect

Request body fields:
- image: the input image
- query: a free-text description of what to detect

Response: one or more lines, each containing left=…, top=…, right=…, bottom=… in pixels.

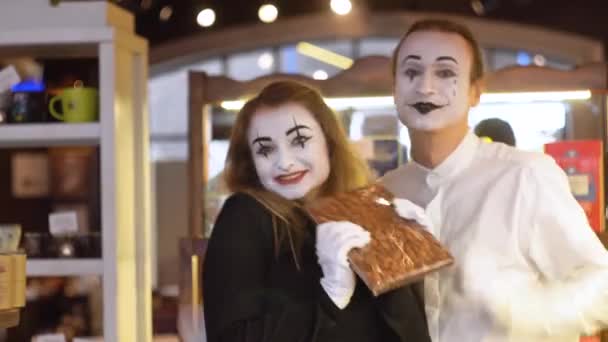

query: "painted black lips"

left=410, top=102, right=443, bottom=114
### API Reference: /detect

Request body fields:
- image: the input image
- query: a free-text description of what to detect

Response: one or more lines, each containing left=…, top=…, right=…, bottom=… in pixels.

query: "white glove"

left=392, top=198, right=432, bottom=228
left=316, top=221, right=371, bottom=309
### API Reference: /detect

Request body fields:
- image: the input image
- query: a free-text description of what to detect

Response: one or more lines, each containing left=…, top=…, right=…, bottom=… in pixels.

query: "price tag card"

left=49, top=211, right=79, bottom=236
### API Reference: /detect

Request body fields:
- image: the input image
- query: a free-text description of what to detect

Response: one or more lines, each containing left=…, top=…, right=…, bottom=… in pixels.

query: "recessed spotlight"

left=330, top=0, right=352, bottom=15
left=159, top=6, right=173, bottom=21
left=533, top=54, right=546, bottom=66
left=258, top=4, right=279, bottom=23
left=258, top=52, right=274, bottom=70
left=140, top=0, right=152, bottom=10
left=313, top=70, right=329, bottom=80
left=197, top=8, right=216, bottom=28
left=471, top=0, right=485, bottom=15
left=471, top=0, right=499, bottom=15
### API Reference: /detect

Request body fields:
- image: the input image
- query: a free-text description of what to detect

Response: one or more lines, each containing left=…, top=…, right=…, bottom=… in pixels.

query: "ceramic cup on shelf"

left=48, top=83, right=98, bottom=123
left=22, top=232, right=49, bottom=258
left=0, top=224, right=22, bottom=253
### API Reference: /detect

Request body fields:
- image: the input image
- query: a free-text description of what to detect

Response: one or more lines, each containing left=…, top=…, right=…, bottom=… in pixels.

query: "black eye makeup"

left=292, top=135, right=312, bottom=148
left=256, top=144, right=274, bottom=158
left=435, top=69, right=457, bottom=79
left=286, top=117, right=312, bottom=149
left=404, top=68, right=422, bottom=81
left=252, top=136, right=274, bottom=158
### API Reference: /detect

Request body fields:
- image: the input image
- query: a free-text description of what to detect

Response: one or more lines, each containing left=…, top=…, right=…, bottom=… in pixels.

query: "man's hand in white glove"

left=392, top=198, right=432, bottom=229
left=316, top=221, right=371, bottom=309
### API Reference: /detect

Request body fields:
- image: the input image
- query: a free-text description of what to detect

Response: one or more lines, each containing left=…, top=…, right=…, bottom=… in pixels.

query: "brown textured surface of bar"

left=306, top=184, right=453, bottom=296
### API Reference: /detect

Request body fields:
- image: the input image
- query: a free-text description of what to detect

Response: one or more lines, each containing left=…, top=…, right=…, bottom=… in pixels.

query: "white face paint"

left=247, top=103, right=330, bottom=200
left=394, top=31, right=474, bottom=131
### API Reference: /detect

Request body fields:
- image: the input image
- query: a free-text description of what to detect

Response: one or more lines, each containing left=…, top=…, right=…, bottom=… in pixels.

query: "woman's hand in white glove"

left=316, top=221, right=371, bottom=309
left=392, top=198, right=432, bottom=229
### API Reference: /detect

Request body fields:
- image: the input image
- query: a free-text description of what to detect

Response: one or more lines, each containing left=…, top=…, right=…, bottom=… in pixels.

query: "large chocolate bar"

left=306, top=184, right=453, bottom=296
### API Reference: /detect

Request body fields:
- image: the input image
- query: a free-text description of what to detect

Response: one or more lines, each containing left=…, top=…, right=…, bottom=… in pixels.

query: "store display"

left=19, top=277, right=97, bottom=341
left=0, top=253, right=26, bottom=310
left=8, top=79, right=47, bottom=123
left=49, top=147, right=97, bottom=199
left=22, top=232, right=48, bottom=258
left=545, top=140, right=604, bottom=233
left=22, top=232, right=100, bottom=259
left=0, top=91, right=10, bottom=124
left=1, top=2, right=149, bottom=340
left=0, top=65, right=21, bottom=93
left=306, top=184, right=453, bottom=296
left=0, top=224, right=21, bottom=253
left=75, top=232, right=101, bottom=258
left=52, top=203, right=91, bottom=233
left=11, top=152, right=50, bottom=198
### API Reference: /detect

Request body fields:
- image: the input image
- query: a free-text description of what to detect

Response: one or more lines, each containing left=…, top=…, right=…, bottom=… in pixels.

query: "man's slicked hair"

left=391, top=19, right=485, bottom=83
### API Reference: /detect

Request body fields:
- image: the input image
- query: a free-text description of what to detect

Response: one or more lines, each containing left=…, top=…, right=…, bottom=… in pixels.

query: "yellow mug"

left=49, top=87, right=99, bottom=123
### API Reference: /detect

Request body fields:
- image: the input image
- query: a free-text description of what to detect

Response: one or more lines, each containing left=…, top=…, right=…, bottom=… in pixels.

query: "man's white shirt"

left=381, top=132, right=608, bottom=342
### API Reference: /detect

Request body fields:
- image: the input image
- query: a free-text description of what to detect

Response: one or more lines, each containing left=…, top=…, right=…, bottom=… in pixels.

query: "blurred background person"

left=474, top=117, right=516, bottom=146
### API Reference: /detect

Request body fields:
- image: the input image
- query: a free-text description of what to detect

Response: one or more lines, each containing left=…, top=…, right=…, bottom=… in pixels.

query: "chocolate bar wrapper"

left=306, top=184, right=453, bottom=296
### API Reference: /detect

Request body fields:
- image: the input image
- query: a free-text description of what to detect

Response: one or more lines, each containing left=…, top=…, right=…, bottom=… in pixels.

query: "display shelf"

left=26, top=259, right=104, bottom=277
left=0, top=123, right=100, bottom=147
left=0, top=1, right=152, bottom=340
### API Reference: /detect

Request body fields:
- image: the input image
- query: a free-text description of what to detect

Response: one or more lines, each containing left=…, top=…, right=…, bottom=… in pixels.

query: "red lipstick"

left=274, top=171, right=308, bottom=185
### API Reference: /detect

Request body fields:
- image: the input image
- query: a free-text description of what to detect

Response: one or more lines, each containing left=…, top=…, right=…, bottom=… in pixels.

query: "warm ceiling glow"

left=257, top=52, right=274, bottom=70
left=471, top=0, right=485, bottom=15
left=159, top=5, right=173, bottom=21
left=313, top=70, right=329, bottom=80
left=330, top=0, right=352, bottom=15
left=296, top=42, right=353, bottom=69
left=258, top=4, right=279, bottom=23
left=220, top=90, right=592, bottom=111
left=197, top=8, right=216, bottom=27
left=480, top=90, right=591, bottom=103
left=533, top=54, right=546, bottom=66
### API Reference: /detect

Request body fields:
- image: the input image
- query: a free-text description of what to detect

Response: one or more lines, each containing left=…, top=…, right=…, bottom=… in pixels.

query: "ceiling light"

left=471, top=0, right=485, bottom=15
left=258, top=4, right=279, bottom=23
left=480, top=90, right=591, bottom=103
left=197, top=8, right=216, bottom=28
left=330, top=0, right=352, bottom=15
left=257, top=52, right=274, bottom=70
left=159, top=5, right=173, bottom=21
left=533, top=54, right=546, bottom=66
left=313, top=70, right=329, bottom=80
left=471, top=0, right=499, bottom=15
left=296, top=42, right=353, bottom=69
left=140, top=0, right=152, bottom=10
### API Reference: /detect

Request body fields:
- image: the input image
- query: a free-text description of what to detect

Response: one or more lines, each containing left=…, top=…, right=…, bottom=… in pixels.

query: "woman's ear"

left=469, top=78, right=484, bottom=108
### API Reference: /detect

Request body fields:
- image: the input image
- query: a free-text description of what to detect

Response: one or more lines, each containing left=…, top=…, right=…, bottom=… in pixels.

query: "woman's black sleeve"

left=203, top=194, right=337, bottom=342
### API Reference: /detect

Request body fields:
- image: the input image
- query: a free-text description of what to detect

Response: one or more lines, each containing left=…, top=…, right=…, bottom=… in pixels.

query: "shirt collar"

left=410, top=131, right=480, bottom=181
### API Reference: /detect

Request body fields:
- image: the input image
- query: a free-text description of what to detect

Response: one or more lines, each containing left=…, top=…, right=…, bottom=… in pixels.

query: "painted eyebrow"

left=286, top=124, right=311, bottom=136
left=401, top=55, right=421, bottom=65
left=436, top=56, right=458, bottom=64
left=252, top=136, right=272, bottom=145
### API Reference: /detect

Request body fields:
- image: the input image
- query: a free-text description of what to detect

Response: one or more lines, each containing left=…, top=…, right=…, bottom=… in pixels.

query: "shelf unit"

left=0, top=123, right=101, bottom=147
left=0, top=1, right=153, bottom=341
left=27, top=259, right=104, bottom=277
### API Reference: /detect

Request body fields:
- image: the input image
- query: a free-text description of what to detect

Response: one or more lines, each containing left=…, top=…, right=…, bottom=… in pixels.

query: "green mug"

left=49, top=87, right=99, bottom=123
